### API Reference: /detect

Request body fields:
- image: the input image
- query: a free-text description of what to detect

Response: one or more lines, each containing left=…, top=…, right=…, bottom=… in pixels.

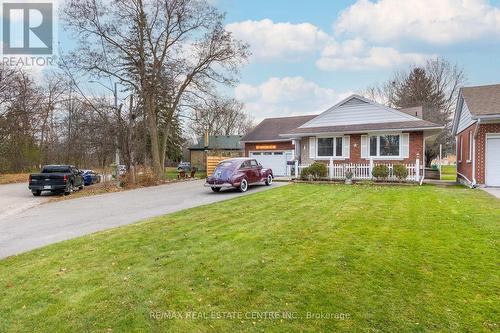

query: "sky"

left=52, top=0, right=500, bottom=121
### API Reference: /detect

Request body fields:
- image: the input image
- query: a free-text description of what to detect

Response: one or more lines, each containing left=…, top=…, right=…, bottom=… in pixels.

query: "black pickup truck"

left=29, top=165, right=84, bottom=196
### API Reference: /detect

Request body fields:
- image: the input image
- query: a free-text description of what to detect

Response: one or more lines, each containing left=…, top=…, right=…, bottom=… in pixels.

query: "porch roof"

left=280, top=120, right=443, bottom=137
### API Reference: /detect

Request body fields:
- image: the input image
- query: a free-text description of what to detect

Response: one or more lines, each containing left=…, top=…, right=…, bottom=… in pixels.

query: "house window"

left=335, top=137, right=343, bottom=157
left=369, top=134, right=401, bottom=158
left=317, top=137, right=343, bottom=157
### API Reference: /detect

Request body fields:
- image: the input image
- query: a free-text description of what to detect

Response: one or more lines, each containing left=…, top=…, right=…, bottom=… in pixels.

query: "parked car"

left=28, top=165, right=84, bottom=196
left=177, top=161, right=191, bottom=172
left=82, top=170, right=101, bottom=186
left=205, top=158, right=273, bottom=193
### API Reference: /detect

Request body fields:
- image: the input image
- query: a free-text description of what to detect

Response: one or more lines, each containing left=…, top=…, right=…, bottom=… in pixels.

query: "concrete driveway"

left=0, top=180, right=287, bottom=259
left=482, top=187, right=500, bottom=199
left=0, top=182, right=51, bottom=220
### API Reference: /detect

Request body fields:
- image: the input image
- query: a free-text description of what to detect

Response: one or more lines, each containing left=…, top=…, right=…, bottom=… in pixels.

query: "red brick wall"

left=475, top=122, right=500, bottom=184
left=456, top=123, right=476, bottom=183
left=309, top=131, right=423, bottom=165
left=244, top=141, right=295, bottom=156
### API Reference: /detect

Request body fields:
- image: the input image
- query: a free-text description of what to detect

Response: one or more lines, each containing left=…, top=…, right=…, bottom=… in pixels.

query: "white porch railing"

left=295, top=158, right=421, bottom=182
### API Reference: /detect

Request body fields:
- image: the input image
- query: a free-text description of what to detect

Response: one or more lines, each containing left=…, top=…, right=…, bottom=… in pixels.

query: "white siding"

left=299, top=96, right=417, bottom=129
left=456, top=101, right=475, bottom=134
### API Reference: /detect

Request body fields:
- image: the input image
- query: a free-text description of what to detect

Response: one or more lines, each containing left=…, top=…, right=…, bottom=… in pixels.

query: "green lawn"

left=1, top=184, right=498, bottom=332
left=441, top=165, right=457, bottom=181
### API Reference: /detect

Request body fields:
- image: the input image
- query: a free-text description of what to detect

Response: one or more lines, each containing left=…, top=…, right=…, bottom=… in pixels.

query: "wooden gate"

left=206, top=156, right=227, bottom=175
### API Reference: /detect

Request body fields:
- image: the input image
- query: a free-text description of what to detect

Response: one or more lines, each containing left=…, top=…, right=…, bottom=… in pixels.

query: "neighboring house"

left=242, top=94, right=443, bottom=177
left=452, top=84, right=500, bottom=187
left=188, top=134, right=244, bottom=171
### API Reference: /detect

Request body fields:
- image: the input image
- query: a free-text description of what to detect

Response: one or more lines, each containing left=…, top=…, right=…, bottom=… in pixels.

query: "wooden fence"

left=206, top=156, right=228, bottom=176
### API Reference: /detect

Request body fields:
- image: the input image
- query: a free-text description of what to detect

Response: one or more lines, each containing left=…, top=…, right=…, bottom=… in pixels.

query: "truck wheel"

left=32, top=190, right=41, bottom=197
left=211, top=187, right=221, bottom=193
left=64, top=183, right=73, bottom=195
left=265, top=174, right=273, bottom=186
left=238, top=179, right=248, bottom=192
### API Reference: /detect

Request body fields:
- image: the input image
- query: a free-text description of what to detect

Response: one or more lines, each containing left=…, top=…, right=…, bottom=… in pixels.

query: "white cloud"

left=316, top=39, right=431, bottom=71
left=226, top=19, right=331, bottom=61
left=235, top=76, right=352, bottom=120
left=335, top=0, right=500, bottom=44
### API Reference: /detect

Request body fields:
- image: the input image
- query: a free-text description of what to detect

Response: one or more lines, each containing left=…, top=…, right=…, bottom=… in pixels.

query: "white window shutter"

left=402, top=133, right=410, bottom=158
left=309, top=137, right=316, bottom=159
left=361, top=135, right=368, bottom=159
left=343, top=136, right=350, bottom=158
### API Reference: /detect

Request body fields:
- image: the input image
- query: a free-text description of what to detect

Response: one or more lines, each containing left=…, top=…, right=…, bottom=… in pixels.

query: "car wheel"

left=211, top=187, right=221, bottom=193
left=32, top=190, right=41, bottom=197
left=265, top=174, right=273, bottom=186
left=239, top=179, right=248, bottom=192
left=64, top=183, right=73, bottom=195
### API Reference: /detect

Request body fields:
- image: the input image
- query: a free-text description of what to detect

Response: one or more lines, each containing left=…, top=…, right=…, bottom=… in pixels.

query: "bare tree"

left=63, top=0, right=249, bottom=177
left=188, top=97, right=254, bottom=137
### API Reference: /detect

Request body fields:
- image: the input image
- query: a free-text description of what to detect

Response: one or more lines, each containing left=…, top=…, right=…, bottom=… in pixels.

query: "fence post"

left=329, top=157, right=333, bottom=179
left=416, top=158, right=420, bottom=182
left=369, top=158, right=374, bottom=179
left=294, top=160, right=298, bottom=179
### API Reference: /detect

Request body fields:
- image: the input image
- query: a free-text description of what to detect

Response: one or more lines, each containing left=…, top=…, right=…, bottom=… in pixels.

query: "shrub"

left=372, top=165, right=389, bottom=181
left=393, top=164, right=408, bottom=181
left=301, top=162, right=327, bottom=180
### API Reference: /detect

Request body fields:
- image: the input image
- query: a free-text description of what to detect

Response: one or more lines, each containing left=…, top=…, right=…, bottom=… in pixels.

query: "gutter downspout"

left=471, top=119, right=481, bottom=188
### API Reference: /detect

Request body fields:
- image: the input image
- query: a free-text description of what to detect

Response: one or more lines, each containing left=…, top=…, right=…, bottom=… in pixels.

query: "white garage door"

left=486, top=134, right=500, bottom=186
left=250, top=151, right=293, bottom=176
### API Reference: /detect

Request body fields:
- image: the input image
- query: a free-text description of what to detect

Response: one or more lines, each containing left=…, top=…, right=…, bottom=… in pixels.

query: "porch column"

left=329, top=157, right=334, bottom=179
left=294, top=160, right=298, bottom=179
left=416, top=157, right=421, bottom=182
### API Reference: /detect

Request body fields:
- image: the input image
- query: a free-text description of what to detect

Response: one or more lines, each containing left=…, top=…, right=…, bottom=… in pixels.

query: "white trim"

left=468, top=131, right=473, bottom=161
left=485, top=133, right=500, bottom=186
left=367, top=132, right=403, bottom=160
left=316, top=136, right=345, bottom=158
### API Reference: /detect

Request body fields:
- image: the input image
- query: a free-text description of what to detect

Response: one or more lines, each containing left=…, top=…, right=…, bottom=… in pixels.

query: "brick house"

left=241, top=94, right=443, bottom=177
left=452, top=84, right=500, bottom=187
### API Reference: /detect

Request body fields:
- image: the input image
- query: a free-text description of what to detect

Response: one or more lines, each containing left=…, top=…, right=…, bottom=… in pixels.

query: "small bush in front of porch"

left=372, top=165, right=389, bottom=181
left=393, top=164, right=409, bottom=181
left=301, top=162, right=327, bottom=180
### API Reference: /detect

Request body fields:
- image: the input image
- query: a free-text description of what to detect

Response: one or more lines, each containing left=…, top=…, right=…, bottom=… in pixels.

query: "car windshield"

left=41, top=166, right=71, bottom=173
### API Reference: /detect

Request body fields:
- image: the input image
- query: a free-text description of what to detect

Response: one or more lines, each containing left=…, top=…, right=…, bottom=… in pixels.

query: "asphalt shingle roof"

left=240, top=115, right=318, bottom=142
left=462, top=84, right=500, bottom=116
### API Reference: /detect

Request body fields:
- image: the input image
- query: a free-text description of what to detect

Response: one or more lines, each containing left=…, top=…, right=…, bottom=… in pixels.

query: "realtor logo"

left=2, top=2, right=53, bottom=55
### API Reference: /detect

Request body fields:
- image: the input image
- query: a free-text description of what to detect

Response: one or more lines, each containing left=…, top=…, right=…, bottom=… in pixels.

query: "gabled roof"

left=452, top=83, right=500, bottom=135
left=189, top=135, right=243, bottom=150
left=298, top=94, right=421, bottom=130
left=461, top=84, right=500, bottom=116
left=240, top=115, right=317, bottom=142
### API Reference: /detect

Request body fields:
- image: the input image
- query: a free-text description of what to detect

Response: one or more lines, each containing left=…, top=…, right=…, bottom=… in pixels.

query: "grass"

left=165, top=167, right=207, bottom=180
left=441, top=165, right=457, bottom=181
left=0, top=173, right=30, bottom=185
left=0, top=184, right=498, bottom=332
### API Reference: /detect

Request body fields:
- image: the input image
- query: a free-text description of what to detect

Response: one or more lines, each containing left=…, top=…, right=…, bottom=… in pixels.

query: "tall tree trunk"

left=145, top=94, right=163, bottom=177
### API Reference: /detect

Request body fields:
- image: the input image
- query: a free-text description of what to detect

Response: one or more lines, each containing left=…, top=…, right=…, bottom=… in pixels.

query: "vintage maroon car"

left=205, top=158, right=273, bottom=192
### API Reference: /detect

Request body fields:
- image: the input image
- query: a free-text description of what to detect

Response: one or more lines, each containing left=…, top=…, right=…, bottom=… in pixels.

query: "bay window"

left=317, top=137, right=343, bottom=157
left=369, top=134, right=401, bottom=158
